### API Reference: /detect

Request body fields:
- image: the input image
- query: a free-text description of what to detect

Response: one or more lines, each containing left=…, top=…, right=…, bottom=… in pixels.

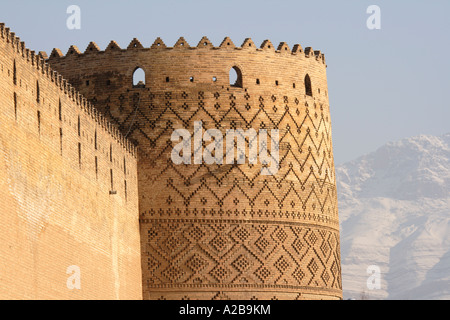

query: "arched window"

left=133, top=67, right=146, bottom=88
left=305, top=74, right=312, bottom=97
left=229, top=66, right=243, bottom=88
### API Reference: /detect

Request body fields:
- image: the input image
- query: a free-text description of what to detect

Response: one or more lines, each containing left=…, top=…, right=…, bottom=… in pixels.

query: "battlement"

left=47, top=36, right=326, bottom=64
left=0, top=23, right=137, bottom=157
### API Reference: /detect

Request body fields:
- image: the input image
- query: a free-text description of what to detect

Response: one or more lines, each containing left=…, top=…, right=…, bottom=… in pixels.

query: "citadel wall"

left=0, top=24, right=142, bottom=300
left=49, top=36, right=342, bottom=300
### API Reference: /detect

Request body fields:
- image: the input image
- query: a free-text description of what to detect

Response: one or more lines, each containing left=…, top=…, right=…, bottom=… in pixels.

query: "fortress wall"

left=49, top=37, right=342, bottom=300
left=0, top=25, right=142, bottom=299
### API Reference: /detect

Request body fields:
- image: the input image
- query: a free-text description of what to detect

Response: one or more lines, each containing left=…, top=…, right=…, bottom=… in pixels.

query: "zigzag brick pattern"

left=48, top=36, right=342, bottom=300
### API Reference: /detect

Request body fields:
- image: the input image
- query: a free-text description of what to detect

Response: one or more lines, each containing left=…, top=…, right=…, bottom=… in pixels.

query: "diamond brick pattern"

left=48, top=45, right=342, bottom=300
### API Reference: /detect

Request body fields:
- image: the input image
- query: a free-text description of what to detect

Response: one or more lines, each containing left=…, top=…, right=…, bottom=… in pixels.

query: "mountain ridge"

left=337, top=132, right=450, bottom=300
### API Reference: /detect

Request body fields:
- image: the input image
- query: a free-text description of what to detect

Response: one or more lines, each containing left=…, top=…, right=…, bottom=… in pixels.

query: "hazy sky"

left=1, top=0, right=449, bottom=164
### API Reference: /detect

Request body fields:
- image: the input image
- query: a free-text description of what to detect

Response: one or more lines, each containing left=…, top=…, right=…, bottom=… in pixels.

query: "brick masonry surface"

left=48, top=35, right=343, bottom=300
left=0, top=24, right=142, bottom=300
left=0, top=21, right=342, bottom=300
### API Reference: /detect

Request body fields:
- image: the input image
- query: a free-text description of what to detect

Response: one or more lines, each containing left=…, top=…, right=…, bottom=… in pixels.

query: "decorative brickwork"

left=0, top=21, right=343, bottom=300
left=48, top=36, right=342, bottom=300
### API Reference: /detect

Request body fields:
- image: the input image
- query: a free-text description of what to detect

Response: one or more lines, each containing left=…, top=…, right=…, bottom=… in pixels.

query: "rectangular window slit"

left=14, top=92, right=17, bottom=121
left=78, top=143, right=82, bottom=168
left=60, top=128, right=63, bottom=155
left=59, top=100, right=62, bottom=121
left=110, top=169, right=114, bottom=190
left=95, top=156, right=98, bottom=179
left=37, top=110, right=41, bottom=134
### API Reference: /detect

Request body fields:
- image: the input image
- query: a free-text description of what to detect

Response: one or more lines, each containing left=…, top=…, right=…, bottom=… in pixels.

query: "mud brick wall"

left=0, top=24, right=142, bottom=300
left=49, top=36, right=342, bottom=300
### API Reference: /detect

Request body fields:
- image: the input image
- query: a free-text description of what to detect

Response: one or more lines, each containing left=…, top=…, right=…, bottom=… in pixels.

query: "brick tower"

left=48, top=36, right=342, bottom=300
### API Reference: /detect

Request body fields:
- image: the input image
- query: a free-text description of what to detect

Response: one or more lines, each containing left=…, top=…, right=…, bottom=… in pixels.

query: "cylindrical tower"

left=48, top=36, right=342, bottom=300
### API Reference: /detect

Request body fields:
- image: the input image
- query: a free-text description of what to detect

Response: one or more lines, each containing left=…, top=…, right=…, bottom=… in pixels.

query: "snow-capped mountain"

left=337, top=133, right=450, bottom=300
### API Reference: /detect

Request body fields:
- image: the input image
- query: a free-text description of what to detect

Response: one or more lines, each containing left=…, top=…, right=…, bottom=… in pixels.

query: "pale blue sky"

left=1, top=0, right=449, bottom=164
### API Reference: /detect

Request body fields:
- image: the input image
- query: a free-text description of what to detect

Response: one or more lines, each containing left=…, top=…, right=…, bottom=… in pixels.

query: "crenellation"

left=0, top=24, right=137, bottom=159
left=39, top=51, right=48, bottom=60
left=219, top=37, right=236, bottom=48
left=292, top=44, right=303, bottom=54
left=197, top=36, right=213, bottom=48
left=8, top=31, right=14, bottom=44
left=174, top=37, right=190, bottom=48
left=150, top=37, right=166, bottom=49
left=44, top=37, right=326, bottom=66
left=260, top=39, right=275, bottom=50
left=241, top=38, right=255, bottom=49
left=50, top=48, right=63, bottom=58
left=4, top=27, right=10, bottom=42
left=67, top=45, right=81, bottom=56
left=106, top=40, right=121, bottom=51
left=85, top=41, right=100, bottom=53
left=129, top=38, right=145, bottom=49
left=304, top=46, right=314, bottom=57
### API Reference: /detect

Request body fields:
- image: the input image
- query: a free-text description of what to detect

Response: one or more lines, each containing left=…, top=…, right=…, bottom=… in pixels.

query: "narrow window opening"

left=293, top=83, right=296, bottom=89
left=58, top=99, right=62, bottom=121
left=94, top=130, right=98, bottom=150
left=133, top=67, right=146, bottom=88
left=275, top=80, right=279, bottom=86
left=95, top=156, right=98, bottom=179
left=305, top=74, right=313, bottom=97
left=190, top=76, right=194, bottom=83
left=124, top=180, right=128, bottom=201
left=212, top=76, right=217, bottom=82
left=166, top=77, right=170, bottom=83
left=37, top=110, right=41, bottom=134
left=110, top=169, right=114, bottom=190
left=14, top=92, right=17, bottom=121
left=110, top=144, right=113, bottom=162
left=59, top=128, right=63, bottom=155
left=36, top=80, right=40, bottom=103
left=86, top=80, right=90, bottom=86
left=106, top=80, right=111, bottom=86
left=124, top=157, right=127, bottom=176
left=229, top=66, right=243, bottom=88
left=78, top=143, right=82, bottom=168
left=13, top=59, right=17, bottom=85
left=78, top=116, right=81, bottom=136
left=256, top=79, right=260, bottom=85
